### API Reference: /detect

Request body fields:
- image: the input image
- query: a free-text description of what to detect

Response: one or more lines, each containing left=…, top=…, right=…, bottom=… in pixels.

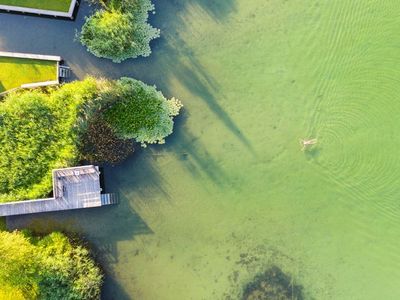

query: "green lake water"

left=8, top=0, right=400, bottom=299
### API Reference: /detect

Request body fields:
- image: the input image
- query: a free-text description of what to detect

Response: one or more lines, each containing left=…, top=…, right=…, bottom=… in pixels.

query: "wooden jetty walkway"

left=0, top=165, right=117, bottom=217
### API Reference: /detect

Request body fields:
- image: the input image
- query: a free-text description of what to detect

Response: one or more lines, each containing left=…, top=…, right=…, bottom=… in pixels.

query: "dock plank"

left=0, top=165, right=115, bottom=217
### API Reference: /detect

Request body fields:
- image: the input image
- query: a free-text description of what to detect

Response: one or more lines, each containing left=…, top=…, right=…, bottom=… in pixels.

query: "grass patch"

left=0, top=0, right=72, bottom=12
left=0, top=57, right=57, bottom=93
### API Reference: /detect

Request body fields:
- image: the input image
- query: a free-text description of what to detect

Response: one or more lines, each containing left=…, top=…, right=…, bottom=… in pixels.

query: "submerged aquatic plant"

left=242, top=266, right=304, bottom=300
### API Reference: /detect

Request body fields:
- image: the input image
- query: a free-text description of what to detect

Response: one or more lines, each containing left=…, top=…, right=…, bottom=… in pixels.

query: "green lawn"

left=0, top=57, right=57, bottom=93
left=0, top=0, right=72, bottom=12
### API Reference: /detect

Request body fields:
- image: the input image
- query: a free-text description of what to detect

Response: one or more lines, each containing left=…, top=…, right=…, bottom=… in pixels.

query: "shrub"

left=104, top=77, right=183, bottom=146
left=37, top=233, right=103, bottom=299
left=79, top=0, right=159, bottom=63
left=0, top=231, right=102, bottom=300
left=0, top=231, right=39, bottom=298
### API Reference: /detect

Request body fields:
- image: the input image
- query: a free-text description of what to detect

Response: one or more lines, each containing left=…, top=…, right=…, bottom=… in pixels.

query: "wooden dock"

left=0, top=165, right=117, bottom=217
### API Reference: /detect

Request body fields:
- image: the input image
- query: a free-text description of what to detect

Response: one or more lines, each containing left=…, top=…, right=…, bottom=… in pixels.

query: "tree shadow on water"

left=6, top=152, right=183, bottom=299
left=105, top=110, right=233, bottom=195
left=147, top=0, right=256, bottom=155
left=180, top=62, right=255, bottom=154
left=5, top=183, right=153, bottom=299
left=101, top=275, right=132, bottom=300
left=2, top=0, right=242, bottom=298
left=6, top=198, right=152, bottom=263
left=161, top=109, right=232, bottom=187
left=104, top=146, right=175, bottom=205
left=159, top=0, right=237, bottom=22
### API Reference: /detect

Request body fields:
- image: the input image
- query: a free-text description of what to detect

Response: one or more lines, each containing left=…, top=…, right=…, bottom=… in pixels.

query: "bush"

left=37, top=233, right=103, bottom=300
left=79, top=0, right=159, bottom=62
left=104, top=77, right=183, bottom=146
left=0, top=231, right=103, bottom=300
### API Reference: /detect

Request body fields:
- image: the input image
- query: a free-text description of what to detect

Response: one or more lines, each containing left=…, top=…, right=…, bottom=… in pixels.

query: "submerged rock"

left=242, top=266, right=304, bottom=300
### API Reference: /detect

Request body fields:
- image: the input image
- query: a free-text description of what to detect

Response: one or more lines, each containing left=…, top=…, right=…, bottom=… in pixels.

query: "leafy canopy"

left=79, top=0, right=159, bottom=62
left=0, top=231, right=102, bottom=300
left=104, top=77, right=183, bottom=145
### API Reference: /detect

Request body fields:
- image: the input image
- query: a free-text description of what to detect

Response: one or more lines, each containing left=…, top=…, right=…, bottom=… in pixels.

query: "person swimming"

left=300, top=138, right=317, bottom=151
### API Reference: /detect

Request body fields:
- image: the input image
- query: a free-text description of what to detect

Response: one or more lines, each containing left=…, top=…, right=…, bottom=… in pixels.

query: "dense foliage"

left=80, top=114, right=134, bottom=164
left=0, top=231, right=102, bottom=300
left=0, top=76, right=181, bottom=202
left=242, top=266, right=304, bottom=300
left=0, top=79, right=99, bottom=203
left=79, top=0, right=159, bottom=62
left=104, top=77, right=183, bottom=145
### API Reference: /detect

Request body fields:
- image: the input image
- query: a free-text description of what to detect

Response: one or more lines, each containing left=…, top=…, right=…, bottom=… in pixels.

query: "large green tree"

left=0, top=231, right=102, bottom=300
left=104, top=77, right=183, bottom=146
left=79, top=0, right=159, bottom=62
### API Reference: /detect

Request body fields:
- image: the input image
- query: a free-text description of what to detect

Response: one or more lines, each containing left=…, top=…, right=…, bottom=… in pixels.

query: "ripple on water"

left=303, top=0, right=400, bottom=248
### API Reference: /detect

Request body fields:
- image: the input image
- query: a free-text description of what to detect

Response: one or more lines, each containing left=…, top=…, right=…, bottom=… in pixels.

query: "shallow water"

left=3, top=0, right=400, bottom=299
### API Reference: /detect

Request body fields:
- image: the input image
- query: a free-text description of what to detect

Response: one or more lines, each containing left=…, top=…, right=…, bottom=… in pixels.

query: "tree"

left=0, top=231, right=39, bottom=299
left=79, top=0, right=159, bottom=63
left=104, top=77, right=183, bottom=146
left=0, top=231, right=103, bottom=300
left=37, top=233, right=103, bottom=300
